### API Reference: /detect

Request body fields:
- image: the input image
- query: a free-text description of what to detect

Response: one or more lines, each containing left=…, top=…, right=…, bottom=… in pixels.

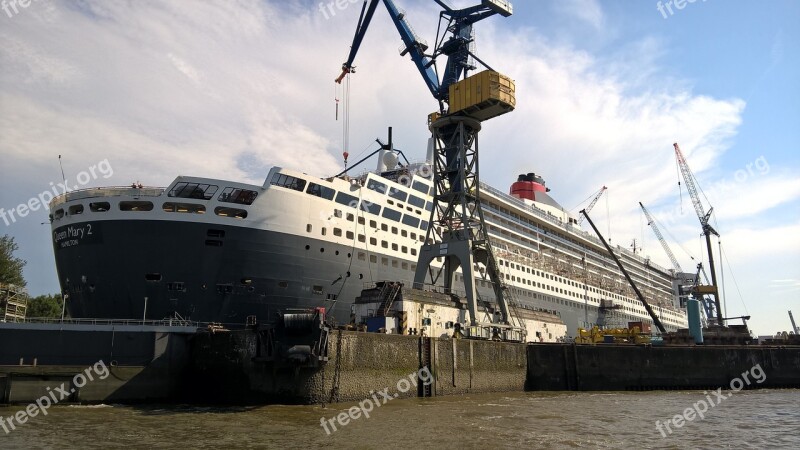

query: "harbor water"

left=1, top=390, right=798, bottom=448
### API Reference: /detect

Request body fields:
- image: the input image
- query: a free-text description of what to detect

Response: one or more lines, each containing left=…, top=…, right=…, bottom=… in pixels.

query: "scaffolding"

left=0, top=283, right=28, bottom=322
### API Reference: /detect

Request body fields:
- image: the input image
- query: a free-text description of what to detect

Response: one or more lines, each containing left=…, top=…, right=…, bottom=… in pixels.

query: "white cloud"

left=553, top=0, right=605, bottom=30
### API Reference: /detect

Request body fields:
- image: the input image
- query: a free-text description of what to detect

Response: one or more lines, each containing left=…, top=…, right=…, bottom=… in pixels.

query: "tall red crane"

left=674, top=142, right=723, bottom=326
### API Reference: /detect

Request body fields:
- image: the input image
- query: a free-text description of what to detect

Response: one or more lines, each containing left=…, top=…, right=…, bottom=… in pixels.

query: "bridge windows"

left=306, top=182, right=336, bottom=200
left=219, top=187, right=259, bottom=205
left=169, top=182, right=218, bottom=200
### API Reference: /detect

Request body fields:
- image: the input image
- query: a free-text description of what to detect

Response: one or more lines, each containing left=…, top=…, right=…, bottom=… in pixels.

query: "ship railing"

left=3, top=317, right=203, bottom=328
left=50, top=186, right=166, bottom=208
left=481, top=188, right=671, bottom=276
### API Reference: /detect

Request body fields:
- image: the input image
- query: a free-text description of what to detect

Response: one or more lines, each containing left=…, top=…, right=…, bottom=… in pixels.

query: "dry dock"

left=2, top=320, right=799, bottom=405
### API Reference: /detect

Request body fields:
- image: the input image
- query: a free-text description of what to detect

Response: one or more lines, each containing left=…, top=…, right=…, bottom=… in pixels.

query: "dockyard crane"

left=577, top=186, right=607, bottom=226
left=336, top=0, right=519, bottom=334
left=580, top=209, right=667, bottom=334
left=336, top=0, right=513, bottom=114
left=639, top=202, right=682, bottom=273
left=674, top=143, right=724, bottom=326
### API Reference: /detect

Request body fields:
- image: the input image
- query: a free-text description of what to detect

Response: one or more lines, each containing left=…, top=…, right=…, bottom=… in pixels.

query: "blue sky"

left=0, top=0, right=797, bottom=336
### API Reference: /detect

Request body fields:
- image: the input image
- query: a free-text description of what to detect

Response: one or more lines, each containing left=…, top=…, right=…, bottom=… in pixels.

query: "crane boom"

left=673, top=142, right=723, bottom=326
left=581, top=209, right=667, bottom=333
left=335, top=0, right=512, bottom=112
left=577, top=186, right=606, bottom=225
left=639, top=202, right=682, bottom=273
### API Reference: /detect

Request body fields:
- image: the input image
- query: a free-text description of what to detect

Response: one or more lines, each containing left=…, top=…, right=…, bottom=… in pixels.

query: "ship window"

left=411, top=248, right=417, bottom=256
left=335, top=192, right=359, bottom=208
left=89, top=202, right=110, bottom=212
left=381, top=240, right=388, bottom=248
left=346, top=231, right=354, bottom=239
left=420, top=220, right=429, bottom=231
left=401, top=246, right=407, bottom=254
left=306, top=182, right=336, bottom=200
left=163, top=202, right=206, bottom=214
left=269, top=173, right=306, bottom=192
left=425, top=202, right=433, bottom=212
left=411, top=232, right=417, bottom=240
left=408, top=195, right=425, bottom=208
left=219, top=187, right=259, bottom=205
left=307, top=224, right=312, bottom=233
left=370, top=255, right=377, bottom=263
left=347, top=213, right=355, bottom=222
left=382, top=207, right=401, bottom=222
left=358, top=234, right=365, bottom=242
left=381, top=257, right=388, bottom=266
left=370, top=237, right=377, bottom=245
left=388, top=187, right=407, bottom=202
left=358, top=216, right=365, bottom=225
left=367, top=180, right=387, bottom=194
left=207, top=229, right=225, bottom=238
left=168, top=182, right=219, bottom=200
left=391, top=260, right=398, bottom=268
left=381, top=223, right=388, bottom=231
left=333, top=228, right=342, bottom=237
left=370, top=220, right=377, bottom=228
left=54, top=208, right=65, bottom=219
left=205, top=240, right=223, bottom=246
left=402, top=262, right=408, bottom=270
left=401, top=230, right=407, bottom=237
left=358, top=252, right=366, bottom=261
left=145, top=273, right=162, bottom=282
left=68, top=204, right=84, bottom=215
left=391, top=226, right=398, bottom=235
left=278, top=281, right=288, bottom=288
left=214, top=207, right=247, bottom=218
left=361, top=200, right=381, bottom=215
left=391, top=243, right=398, bottom=251
left=321, top=228, right=326, bottom=236
left=313, top=285, right=324, bottom=295
left=402, top=215, right=420, bottom=228
left=412, top=181, right=429, bottom=194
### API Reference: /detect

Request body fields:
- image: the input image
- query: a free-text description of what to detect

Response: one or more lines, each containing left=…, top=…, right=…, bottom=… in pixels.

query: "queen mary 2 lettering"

left=53, top=222, right=102, bottom=249
left=47, top=156, right=688, bottom=335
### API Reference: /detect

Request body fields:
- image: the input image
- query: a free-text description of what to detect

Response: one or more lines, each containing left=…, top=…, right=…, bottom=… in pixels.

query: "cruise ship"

left=49, top=150, right=689, bottom=335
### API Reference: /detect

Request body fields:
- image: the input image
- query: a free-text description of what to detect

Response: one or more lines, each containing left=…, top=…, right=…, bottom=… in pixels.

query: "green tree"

left=0, top=235, right=27, bottom=287
left=26, top=294, right=64, bottom=319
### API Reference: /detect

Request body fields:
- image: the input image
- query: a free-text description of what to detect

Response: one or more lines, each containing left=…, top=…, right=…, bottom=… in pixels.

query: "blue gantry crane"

left=336, top=1, right=519, bottom=336
left=336, top=0, right=512, bottom=114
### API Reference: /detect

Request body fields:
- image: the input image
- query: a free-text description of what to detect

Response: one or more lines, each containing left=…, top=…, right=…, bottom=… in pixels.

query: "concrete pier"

left=0, top=321, right=195, bottom=404
left=526, top=343, right=800, bottom=390
left=188, top=329, right=528, bottom=404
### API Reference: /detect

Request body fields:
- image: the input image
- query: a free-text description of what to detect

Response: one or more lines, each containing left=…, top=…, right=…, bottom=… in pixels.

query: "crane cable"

left=336, top=75, right=353, bottom=169
left=344, top=75, right=352, bottom=166
left=721, top=241, right=748, bottom=315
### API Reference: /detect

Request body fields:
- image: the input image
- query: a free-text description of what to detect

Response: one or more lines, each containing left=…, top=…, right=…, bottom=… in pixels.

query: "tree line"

left=1, top=235, right=64, bottom=318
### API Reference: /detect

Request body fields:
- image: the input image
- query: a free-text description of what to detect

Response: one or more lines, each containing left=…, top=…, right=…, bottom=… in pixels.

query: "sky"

left=0, top=0, right=797, bottom=336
